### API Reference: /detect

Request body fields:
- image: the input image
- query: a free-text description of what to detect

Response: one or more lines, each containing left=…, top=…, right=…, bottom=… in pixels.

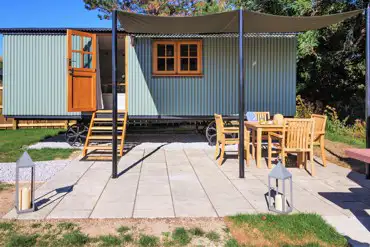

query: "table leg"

left=252, top=130, right=256, bottom=160
left=256, top=128, right=262, bottom=168
left=366, top=163, right=370, bottom=179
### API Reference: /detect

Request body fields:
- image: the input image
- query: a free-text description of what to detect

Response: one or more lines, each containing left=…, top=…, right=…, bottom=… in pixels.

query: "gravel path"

left=0, top=160, right=71, bottom=182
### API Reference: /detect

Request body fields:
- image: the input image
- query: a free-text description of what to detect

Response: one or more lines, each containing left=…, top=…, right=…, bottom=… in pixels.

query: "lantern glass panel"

left=268, top=162, right=293, bottom=214
left=15, top=152, right=36, bottom=214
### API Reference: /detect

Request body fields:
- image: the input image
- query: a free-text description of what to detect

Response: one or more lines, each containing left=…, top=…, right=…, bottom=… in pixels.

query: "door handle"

left=69, top=68, right=74, bottom=75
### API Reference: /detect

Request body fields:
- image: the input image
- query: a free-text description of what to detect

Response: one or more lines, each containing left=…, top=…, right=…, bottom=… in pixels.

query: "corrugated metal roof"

left=0, top=28, right=295, bottom=37
left=132, top=33, right=296, bottom=38
left=0, top=28, right=125, bottom=34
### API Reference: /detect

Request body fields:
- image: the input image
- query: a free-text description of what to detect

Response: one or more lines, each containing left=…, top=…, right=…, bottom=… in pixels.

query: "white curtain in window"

left=96, top=39, right=104, bottom=109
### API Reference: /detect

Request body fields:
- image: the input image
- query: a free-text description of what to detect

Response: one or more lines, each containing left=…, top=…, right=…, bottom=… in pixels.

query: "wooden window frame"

left=152, top=41, right=177, bottom=75
left=152, top=40, right=203, bottom=76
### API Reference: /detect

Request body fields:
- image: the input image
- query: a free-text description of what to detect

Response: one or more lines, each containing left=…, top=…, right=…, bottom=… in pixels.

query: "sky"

left=0, top=0, right=111, bottom=55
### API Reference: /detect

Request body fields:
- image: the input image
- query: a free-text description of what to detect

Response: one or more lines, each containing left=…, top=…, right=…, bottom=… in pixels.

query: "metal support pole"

left=238, top=8, right=245, bottom=178
left=366, top=5, right=370, bottom=179
left=112, top=10, right=118, bottom=179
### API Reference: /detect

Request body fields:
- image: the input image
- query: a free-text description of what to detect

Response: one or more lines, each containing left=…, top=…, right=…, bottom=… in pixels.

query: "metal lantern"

left=15, top=152, right=36, bottom=213
left=268, top=160, right=293, bottom=214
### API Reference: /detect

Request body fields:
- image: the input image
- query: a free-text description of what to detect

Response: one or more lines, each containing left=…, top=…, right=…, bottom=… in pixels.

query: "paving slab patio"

left=3, top=133, right=370, bottom=243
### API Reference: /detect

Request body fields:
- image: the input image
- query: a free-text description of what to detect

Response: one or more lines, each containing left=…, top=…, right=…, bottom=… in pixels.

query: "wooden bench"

left=344, top=148, right=370, bottom=179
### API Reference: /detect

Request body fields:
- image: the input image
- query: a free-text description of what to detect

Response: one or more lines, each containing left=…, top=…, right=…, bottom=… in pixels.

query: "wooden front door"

left=67, top=30, right=97, bottom=112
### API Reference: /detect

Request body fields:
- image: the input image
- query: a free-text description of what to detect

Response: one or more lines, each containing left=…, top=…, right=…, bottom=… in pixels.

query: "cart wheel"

left=65, top=123, right=88, bottom=147
left=206, top=121, right=217, bottom=146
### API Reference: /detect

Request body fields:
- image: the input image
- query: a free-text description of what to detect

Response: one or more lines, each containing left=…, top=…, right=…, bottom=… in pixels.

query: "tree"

left=83, top=0, right=231, bottom=18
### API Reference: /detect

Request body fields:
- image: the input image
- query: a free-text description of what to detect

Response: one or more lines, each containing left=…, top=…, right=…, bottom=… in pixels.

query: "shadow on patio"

left=319, top=171, right=370, bottom=231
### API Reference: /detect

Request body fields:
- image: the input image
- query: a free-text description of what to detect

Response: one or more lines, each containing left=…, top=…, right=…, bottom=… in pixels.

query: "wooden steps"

left=89, top=135, right=123, bottom=140
left=82, top=110, right=128, bottom=157
left=91, top=126, right=123, bottom=130
left=94, top=118, right=125, bottom=122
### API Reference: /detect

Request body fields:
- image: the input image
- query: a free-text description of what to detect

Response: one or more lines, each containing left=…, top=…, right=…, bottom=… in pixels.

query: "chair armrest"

left=315, top=131, right=325, bottom=135
left=223, top=127, right=239, bottom=134
left=269, top=132, right=283, bottom=139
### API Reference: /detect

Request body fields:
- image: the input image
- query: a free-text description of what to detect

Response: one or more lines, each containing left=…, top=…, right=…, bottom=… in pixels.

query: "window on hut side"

left=152, top=40, right=202, bottom=76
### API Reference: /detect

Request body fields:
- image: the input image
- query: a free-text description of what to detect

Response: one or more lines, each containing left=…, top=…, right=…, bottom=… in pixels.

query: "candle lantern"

left=268, top=160, right=293, bottom=214
left=15, top=152, right=36, bottom=214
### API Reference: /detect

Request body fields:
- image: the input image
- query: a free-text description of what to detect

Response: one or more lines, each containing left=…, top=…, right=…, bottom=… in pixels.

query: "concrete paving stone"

left=171, top=189, right=210, bottom=201
left=166, top=159, right=191, bottom=166
left=174, top=200, right=217, bottom=217
left=133, top=209, right=175, bottom=218
left=54, top=194, right=100, bottom=211
left=208, top=194, right=254, bottom=210
left=134, top=195, right=173, bottom=211
left=47, top=209, right=91, bottom=219
left=140, top=168, right=168, bottom=177
left=167, top=165, right=194, bottom=174
left=117, top=164, right=142, bottom=174
left=294, top=179, right=336, bottom=194
left=90, top=202, right=134, bottom=218
left=139, top=173, right=169, bottom=182
left=323, top=216, right=370, bottom=244
left=232, top=179, right=268, bottom=190
left=293, top=197, right=345, bottom=216
left=2, top=209, right=18, bottom=219
left=90, top=161, right=112, bottom=170
left=137, top=181, right=171, bottom=196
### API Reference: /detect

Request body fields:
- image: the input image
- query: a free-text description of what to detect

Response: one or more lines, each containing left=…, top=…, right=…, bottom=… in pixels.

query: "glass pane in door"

left=71, top=52, right=81, bottom=68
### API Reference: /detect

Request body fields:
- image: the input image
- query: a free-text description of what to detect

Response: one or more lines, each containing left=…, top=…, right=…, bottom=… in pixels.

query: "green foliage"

left=116, top=225, right=130, bottom=234
left=83, top=0, right=231, bottom=19
left=5, top=234, right=38, bottom=247
left=138, top=234, right=159, bottom=247
left=99, top=235, right=121, bottom=246
left=188, top=227, right=205, bottom=236
left=224, top=238, right=240, bottom=247
left=121, top=233, right=134, bottom=243
left=205, top=231, right=220, bottom=242
left=57, top=222, right=77, bottom=231
left=30, top=223, right=42, bottom=229
left=0, top=222, right=15, bottom=231
left=172, top=227, right=192, bottom=245
left=296, top=95, right=366, bottom=147
left=61, top=230, right=90, bottom=246
left=0, top=183, right=13, bottom=192
left=228, top=214, right=347, bottom=246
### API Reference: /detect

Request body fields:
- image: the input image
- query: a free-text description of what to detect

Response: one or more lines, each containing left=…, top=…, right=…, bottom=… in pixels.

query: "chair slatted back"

left=254, top=112, right=270, bottom=121
left=214, top=114, right=225, bottom=142
left=283, top=119, right=314, bottom=150
left=311, top=114, right=327, bottom=139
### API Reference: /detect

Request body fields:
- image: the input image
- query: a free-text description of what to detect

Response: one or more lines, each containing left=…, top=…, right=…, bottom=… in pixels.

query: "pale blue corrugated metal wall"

left=3, top=34, right=81, bottom=117
left=127, top=37, right=297, bottom=117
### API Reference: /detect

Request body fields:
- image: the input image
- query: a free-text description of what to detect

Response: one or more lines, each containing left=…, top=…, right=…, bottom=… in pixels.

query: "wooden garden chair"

left=311, top=114, right=327, bottom=167
left=249, top=111, right=270, bottom=159
left=254, top=112, right=270, bottom=121
left=214, top=114, right=250, bottom=166
left=267, top=118, right=315, bottom=175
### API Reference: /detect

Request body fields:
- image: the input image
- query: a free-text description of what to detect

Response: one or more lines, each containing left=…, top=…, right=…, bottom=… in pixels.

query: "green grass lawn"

left=0, top=221, right=224, bottom=247
left=226, top=214, right=347, bottom=247
left=326, top=130, right=366, bottom=148
left=0, top=214, right=347, bottom=247
left=0, top=129, right=78, bottom=162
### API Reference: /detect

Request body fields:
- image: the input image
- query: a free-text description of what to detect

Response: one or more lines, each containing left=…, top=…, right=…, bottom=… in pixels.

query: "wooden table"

left=245, top=121, right=283, bottom=168
left=345, top=148, right=370, bottom=179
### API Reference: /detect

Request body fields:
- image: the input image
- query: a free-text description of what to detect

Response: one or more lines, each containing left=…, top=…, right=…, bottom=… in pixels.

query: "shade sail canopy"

left=117, top=9, right=363, bottom=34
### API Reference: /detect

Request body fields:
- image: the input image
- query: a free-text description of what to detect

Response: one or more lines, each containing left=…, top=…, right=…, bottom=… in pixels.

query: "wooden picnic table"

left=244, top=121, right=283, bottom=168
left=344, top=148, right=370, bottom=179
